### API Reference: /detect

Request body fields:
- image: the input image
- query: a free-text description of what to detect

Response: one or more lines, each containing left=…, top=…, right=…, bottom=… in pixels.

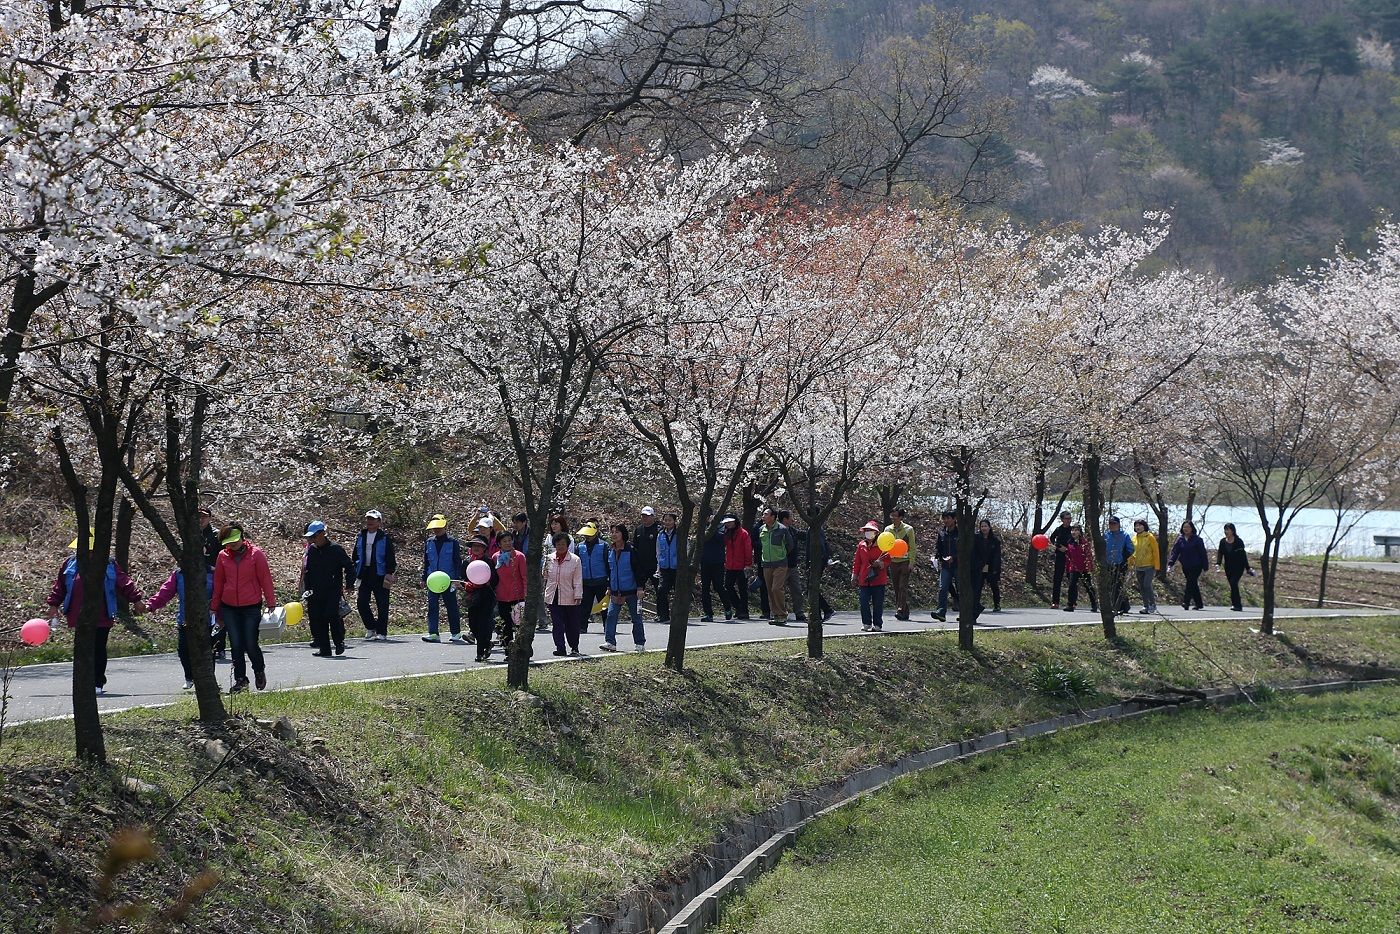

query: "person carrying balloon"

left=852, top=521, right=890, bottom=631
left=299, top=521, right=357, bottom=658
left=421, top=514, right=465, bottom=644
left=46, top=534, right=147, bottom=696
left=145, top=564, right=216, bottom=690
left=492, top=530, right=527, bottom=647
left=209, top=523, right=277, bottom=694
left=462, top=537, right=500, bottom=661
left=882, top=509, right=917, bottom=621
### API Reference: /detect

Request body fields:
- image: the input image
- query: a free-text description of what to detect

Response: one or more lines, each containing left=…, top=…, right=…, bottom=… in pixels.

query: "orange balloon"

left=889, top=539, right=909, bottom=558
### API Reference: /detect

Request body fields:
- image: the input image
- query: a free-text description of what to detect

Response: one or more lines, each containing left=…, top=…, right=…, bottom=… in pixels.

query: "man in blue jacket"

left=1103, top=516, right=1136, bottom=616
left=354, top=509, right=397, bottom=641
left=601, top=524, right=645, bottom=652
left=420, top=514, right=465, bottom=644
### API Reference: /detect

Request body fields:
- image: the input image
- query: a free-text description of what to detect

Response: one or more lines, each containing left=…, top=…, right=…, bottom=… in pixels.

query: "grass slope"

left=714, top=686, right=1400, bottom=934
left=0, top=616, right=1396, bottom=932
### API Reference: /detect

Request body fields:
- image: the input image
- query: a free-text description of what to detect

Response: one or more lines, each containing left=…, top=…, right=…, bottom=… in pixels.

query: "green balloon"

left=426, top=571, right=452, bottom=594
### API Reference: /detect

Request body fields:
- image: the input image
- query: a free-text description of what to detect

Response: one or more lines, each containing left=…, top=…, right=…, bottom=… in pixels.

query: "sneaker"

left=724, top=612, right=734, bottom=621
left=214, top=650, right=227, bottom=661
left=449, top=633, right=466, bottom=645
left=1138, top=608, right=1151, bottom=614
left=569, top=649, right=583, bottom=656
left=993, top=606, right=1001, bottom=613
left=769, top=618, right=787, bottom=627
left=795, top=615, right=807, bottom=622
left=95, top=686, right=105, bottom=696
left=364, top=630, right=374, bottom=640
left=634, top=644, right=646, bottom=652
left=822, top=609, right=834, bottom=622
left=700, top=615, right=714, bottom=622
left=464, top=635, right=476, bottom=644
left=553, top=649, right=566, bottom=657
left=311, top=649, right=332, bottom=657
left=1064, top=606, right=1075, bottom=612
left=422, top=633, right=440, bottom=643
left=334, top=645, right=345, bottom=656
left=862, top=624, right=872, bottom=632
left=872, top=624, right=882, bottom=631
left=932, top=612, right=946, bottom=622
left=182, top=679, right=195, bottom=691
left=255, top=671, right=267, bottom=691
left=229, top=679, right=249, bottom=695
left=1050, top=603, right=1059, bottom=610
left=599, top=642, right=618, bottom=652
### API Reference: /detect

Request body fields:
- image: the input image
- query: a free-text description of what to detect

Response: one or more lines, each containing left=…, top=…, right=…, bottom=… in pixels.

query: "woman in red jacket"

left=210, top=523, right=278, bottom=694
left=852, top=521, right=889, bottom=631
left=721, top=515, right=753, bottom=621
left=1063, top=525, right=1098, bottom=613
left=493, top=530, right=527, bottom=647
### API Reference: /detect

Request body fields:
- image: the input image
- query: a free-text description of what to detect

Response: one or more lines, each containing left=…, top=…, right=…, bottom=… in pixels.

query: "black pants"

left=723, top=569, right=750, bottom=619
left=1226, top=569, right=1244, bottom=610
left=176, top=625, right=192, bottom=680
left=1182, top=567, right=1204, bottom=609
left=357, top=574, right=390, bottom=636
left=92, top=625, right=112, bottom=688
left=496, top=599, right=517, bottom=644
left=657, top=568, right=677, bottom=621
left=754, top=568, right=769, bottom=617
left=1067, top=571, right=1097, bottom=610
left=581, top=580, right=608, bottom=629
left=1052, top=556, right=1067, bottom=605
left=469, top=595, right=497, bottom=656
left=308, top=595, right=345, bottom=653
left=1108, top=566, right=1131, bottom=613
left=978, top=573, right=1002, bottom=610
left=700, top=564, right=727, bottom=617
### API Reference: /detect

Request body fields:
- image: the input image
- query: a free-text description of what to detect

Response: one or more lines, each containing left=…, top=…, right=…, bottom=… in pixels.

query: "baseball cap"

left=641, top=506, right=655, bottom=516
left=476, top=517, right=494, bottom=529
left=304, top=521, right=326, bottom=538
left=365, top=509, right=383, bottom=520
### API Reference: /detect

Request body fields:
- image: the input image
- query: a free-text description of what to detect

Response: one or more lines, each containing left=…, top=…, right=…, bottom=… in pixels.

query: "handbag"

left=339, top=598, right=353, bottom=618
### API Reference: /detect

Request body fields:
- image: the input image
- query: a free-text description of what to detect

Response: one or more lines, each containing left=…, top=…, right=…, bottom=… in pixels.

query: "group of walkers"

left=42, top=500, right=1258, bottom=697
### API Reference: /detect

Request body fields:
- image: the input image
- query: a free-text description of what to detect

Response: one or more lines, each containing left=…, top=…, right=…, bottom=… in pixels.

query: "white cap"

left=641, top=506, right=655, bottom=516
left=477, top=517, right=493, bottom=528
left=365, top=509, right=383, bottom=520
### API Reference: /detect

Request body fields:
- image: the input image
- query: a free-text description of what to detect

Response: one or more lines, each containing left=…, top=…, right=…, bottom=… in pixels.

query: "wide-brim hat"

left=861, top=521, right=881, bottom=533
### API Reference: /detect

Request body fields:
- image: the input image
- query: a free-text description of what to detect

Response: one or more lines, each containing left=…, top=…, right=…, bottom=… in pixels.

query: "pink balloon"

left=21, top=618, right=51, bottom=646
left=466, top=559, right=492, bottom=586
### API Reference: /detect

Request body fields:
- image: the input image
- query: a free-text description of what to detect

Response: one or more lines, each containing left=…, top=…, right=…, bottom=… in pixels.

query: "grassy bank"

left=714, top=686, right=1400, bottom=934
left=0, top=616, right=1397, bottom=932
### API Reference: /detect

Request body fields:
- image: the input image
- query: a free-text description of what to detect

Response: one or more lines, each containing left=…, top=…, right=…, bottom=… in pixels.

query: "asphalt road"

left=7, top=604, right=1395, bottom=724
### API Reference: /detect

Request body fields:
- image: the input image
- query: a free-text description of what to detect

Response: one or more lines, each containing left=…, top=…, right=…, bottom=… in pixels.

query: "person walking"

left=210, top=523, right=276, bottom=694
left=199, top=506, right=227, bottom=660
left=144, top=563, right=210, bottom=690
left=299, top=521, right=356, bottom=658
left=1048, top=510, right=1073, bottom=609
left=883, top=509, right=917, bottom=620
left=420, top=514, right=465, bottom=644
left=931, top=511, right=958, bottom=622
left=699, top=514, right=729, bottom=622
left=46, top=536, right=147, bottom=696
left=574, top=523, right=610, bottom=632
left=1216, top=523, right=1255, bottom=612
left=463, top=537, right=499, bottom=661
left=853, top=521, right=889, bottom=631
left=758, top=506, right=795, bottom=625
left=749, top=515, right=770, bottom=619
left=511, top=513, right=531, bottom=560
left=780, top=511, right=807, bottom=623
left=721, top=515, right=753, bottom=620
left=1103, top=516, right=1136, bottom=615
left=973, top=519, right=1003, bottom=613
left=632, top=506, right=660, bottom=612
left=493, top=529, right=526, bottom=647
left=602, top=524, right=646, bottom=652
left=1130, top=519, right=1161, bottom=614
left=353, top=509, right=397, bottom=641
left=1168, top=520, right=1209, bottom=611
left=545, top=531, right=584, bottom=656
left=1063, top=525, right=1097, bottom=612
left=655, top=513, right=680, bottom=624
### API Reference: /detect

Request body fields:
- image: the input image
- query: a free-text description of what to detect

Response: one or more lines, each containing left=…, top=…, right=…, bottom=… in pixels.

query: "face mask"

left=864, top=531, right=876, bottom=540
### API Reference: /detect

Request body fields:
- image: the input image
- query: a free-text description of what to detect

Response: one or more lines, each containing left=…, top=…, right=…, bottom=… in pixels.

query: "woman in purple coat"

left=1167, top=520, right=1209, bottom=611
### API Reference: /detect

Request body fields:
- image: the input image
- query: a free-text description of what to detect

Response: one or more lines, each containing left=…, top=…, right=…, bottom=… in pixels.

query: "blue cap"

left=304, top=520, right=327, bottom=538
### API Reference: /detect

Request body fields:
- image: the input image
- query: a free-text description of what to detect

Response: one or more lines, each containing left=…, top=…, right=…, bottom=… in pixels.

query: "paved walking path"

left=1332, top=560, right=1400, bottom=574
left=8, top=605, right=1396, bottom=724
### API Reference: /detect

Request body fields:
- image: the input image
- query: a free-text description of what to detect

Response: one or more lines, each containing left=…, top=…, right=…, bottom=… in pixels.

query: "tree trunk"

left=1025, top=462, right=1047, bottom=587
left=877, top=483, right=904, bottom=525
left=955, top=496, right=977, bottom=651
left=1260, top=533, right=1279, bottom=635
left=0, top=245, right=65, bottom=424
left=1083, top=451, right=1117, bottom=641
left=114, top=496, right=135, bottom=617
left=806, top=520, right=824, bottom=659
left=508, top=509, right=550, bottom=688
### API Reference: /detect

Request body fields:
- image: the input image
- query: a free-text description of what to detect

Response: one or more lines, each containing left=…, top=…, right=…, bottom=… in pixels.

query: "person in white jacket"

left=544, top=532, right=585, bottom=656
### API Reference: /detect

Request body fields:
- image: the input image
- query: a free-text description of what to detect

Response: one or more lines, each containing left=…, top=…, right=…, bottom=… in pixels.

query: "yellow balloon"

left=283, top=601, right=304, bottom=626
left=876, top=531, right=896, bottom=552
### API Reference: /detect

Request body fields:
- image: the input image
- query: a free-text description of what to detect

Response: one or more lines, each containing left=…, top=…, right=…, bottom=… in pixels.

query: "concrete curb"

left=575, top=677, right=1394, bottom=934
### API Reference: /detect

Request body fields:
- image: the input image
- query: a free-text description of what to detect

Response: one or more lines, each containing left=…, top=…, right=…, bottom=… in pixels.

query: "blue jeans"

left=859, top=585, right=886, bottom=629
left=223, top=603, right=264, bottom=684
left=938, top=565, right=957, bottom=614
left=427, top=589, right=461, bottom=636
left=604, top=593, right=645, bottom=646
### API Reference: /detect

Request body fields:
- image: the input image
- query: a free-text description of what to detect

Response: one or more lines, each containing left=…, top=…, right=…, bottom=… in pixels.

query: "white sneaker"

left=95, top=686, right=104, bottom=696
left=449, top=633, right=467, bottom=645
left=182, top=679, right=195, bottom=690
left=599, top=642, right=618, bottom=652
left=634, top=644, right=647, bottom=653
left=364, top=630, right=374, bottom=639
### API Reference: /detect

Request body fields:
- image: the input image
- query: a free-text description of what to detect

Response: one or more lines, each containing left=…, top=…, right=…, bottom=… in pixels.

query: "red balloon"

left=21, top=618, right=51, bottom=646
left=1031, top=534, right=1051, bottom=551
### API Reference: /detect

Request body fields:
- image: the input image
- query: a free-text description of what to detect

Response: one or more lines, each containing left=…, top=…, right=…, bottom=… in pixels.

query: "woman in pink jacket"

left=544, top=532, right=584, bottom=656
left=210, top=523, right=277, bottom=694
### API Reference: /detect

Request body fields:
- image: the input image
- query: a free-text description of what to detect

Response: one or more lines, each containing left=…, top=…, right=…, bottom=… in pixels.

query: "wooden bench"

left=1375, top=535, right=1400, bottom=558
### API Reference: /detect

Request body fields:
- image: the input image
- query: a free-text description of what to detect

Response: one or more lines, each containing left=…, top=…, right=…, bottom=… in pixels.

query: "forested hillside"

left=815, top=0, right=1400, bottom=281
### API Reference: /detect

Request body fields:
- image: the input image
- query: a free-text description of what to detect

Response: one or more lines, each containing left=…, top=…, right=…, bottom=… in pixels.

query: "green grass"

left=713, top=687, right=1400, bottom=934
left=1, top=617, right=1397, bottom=933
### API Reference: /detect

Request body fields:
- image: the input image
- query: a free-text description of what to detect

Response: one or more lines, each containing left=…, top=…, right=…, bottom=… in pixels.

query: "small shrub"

left=1031, top=662, right=1096, bottom=701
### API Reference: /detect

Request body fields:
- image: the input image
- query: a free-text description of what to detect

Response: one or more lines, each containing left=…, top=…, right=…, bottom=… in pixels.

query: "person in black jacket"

left=200, top=506, right=227, bottom=659
left=299, top=521, right=356, bottom=657
left=932, top=511, right=959, bottom=621
left=699, top=514, right=729, bottom=622
left=1215, top=522, right=1255, bottom=612
left=1047, top=510, right=1073, bottom=608
left=462, top=537, right=500, bottom=661
left=632, top=507, right=660, bottom=614
left=973, top=519, right=1004, bottom=613
left=354, top=509, right=397, bottom=641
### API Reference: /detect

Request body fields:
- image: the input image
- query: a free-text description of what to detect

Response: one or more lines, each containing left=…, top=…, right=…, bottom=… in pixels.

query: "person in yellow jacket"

left=1130, top=519, right=1161, bottom=613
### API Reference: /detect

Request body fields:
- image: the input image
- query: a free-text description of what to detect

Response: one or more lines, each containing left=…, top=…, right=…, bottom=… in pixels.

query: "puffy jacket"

left=1065, top=541, right=1094, bottom=573
left=211, top=543, right=276, bottom=615
left=606, top=546, right=639, bottom=593
left=724, top=527, right=752, bottom=571
left=1168, top=534, right=1209, bottom=572
left=1103, top=529, right=1135, bottom=567
left=853, top=541, right=889, bottom=586
left=354, top=530, right=397, bottom=578
left=422, top=535, right=461, bottom=580
left=494, top=549, right=527, bottom=603
left=146, top=568, right=214, bottom=627
left=1130, top=532, right=1161, bottom=571
left=545, top=550, right=583, bottom=605
left=48, top=556, right=143, bottom=629
left=656, top=529, right=680, bottom=570
left=575, top=539, right=609, bottom=582
left=758, top=522, right=795, bottom=567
